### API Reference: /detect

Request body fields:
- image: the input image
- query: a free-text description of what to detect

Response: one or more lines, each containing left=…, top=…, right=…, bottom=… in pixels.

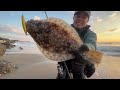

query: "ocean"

left=5, top=41, right=120, bottom=57
left=97, top=42, right=120, bottom=56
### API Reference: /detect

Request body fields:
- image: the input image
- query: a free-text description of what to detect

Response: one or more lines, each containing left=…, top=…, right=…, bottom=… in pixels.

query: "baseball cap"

left=74, top=11, right=91, bottom=17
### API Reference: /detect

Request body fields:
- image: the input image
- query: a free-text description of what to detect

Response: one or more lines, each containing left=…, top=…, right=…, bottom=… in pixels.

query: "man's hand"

left=71, top=52, right=89, bottom=65
left=71, top=44, right=90, bottom=64
left=78, top=44, right=89, bottom=52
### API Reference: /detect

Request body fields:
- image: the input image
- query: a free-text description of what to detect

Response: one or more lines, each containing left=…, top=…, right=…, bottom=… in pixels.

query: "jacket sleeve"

left=83, top=31, right=97, bottom=51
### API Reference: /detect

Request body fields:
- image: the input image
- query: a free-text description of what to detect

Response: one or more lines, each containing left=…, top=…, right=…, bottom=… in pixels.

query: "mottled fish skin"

left=26, top=18, right=81, bottom=62
left=27, top=21, right=79, bottom=53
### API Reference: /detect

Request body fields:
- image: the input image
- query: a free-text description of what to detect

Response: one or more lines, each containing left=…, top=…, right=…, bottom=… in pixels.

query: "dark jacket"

left=71, top=24, right=97, bottom=51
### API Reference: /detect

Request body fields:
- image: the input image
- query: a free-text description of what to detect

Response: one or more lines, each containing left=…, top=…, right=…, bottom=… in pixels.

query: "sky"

left=0, top=11, right=120, bottom=43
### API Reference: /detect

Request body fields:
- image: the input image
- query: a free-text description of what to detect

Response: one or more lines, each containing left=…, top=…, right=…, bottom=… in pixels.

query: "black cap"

left=74, top=11, right=91, bottom=18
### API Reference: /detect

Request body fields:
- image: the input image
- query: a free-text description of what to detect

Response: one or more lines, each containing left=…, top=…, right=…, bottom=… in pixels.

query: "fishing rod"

left=44, top=11, right=48, bottom=18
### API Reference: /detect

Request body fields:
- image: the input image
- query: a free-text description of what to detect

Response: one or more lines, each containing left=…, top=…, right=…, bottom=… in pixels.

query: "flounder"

left=22, top=15, right=103, bottom=64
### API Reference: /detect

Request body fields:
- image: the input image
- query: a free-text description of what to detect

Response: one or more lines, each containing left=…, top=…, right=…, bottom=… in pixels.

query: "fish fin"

left=83, top=51, right=103, bottom=64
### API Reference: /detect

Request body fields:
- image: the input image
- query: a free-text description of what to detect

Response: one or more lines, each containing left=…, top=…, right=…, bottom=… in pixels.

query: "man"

left=57, top=11, right=97, bottom=79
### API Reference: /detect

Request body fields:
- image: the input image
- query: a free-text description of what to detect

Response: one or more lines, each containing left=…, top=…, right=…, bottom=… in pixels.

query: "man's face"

left=73, top=12, right=89, bottom=29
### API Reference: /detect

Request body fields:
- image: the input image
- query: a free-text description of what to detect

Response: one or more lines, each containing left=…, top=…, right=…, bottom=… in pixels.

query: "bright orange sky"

left=90, top=11, right=120, bottom=42
left=97, top=34, right=120, bottom=42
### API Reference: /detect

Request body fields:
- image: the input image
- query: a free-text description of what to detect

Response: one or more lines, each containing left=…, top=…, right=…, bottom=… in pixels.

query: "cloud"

left=0, top=24, right=34, bottom=42
left=67, top=11, right=74, bottom=14
left=99, top=28, right=120, bottom=36
left=114, top=11, right=119, bottom=13
left=91, top=16, right=96, bottom=19
left=109, top=11, right=118, bottom=18
left=108, top=28, right=118, bottom=32
left=90, top=20, right=94, bottom=24
left=99, top=28, right=119, bottom=34
left=9, top=11, right=16, bottom=17
left=109, top=13, right=117, bottom=18
left=0, top=24, right=24, bottom=35
left=96, top=17, right=103, bottom=23
left=34, top=16, right=40, bottom=20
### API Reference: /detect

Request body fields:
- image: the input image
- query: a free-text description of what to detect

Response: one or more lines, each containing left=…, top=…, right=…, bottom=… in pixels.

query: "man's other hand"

left=78, top=44, right=89, bottom=52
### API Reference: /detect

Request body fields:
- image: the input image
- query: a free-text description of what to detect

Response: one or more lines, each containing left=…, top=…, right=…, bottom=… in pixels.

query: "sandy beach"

left=90, top=55, right=120, bottom=79
left=0, top=54, right=58, bottom=79
left=0, top=53, right=120, bottom=79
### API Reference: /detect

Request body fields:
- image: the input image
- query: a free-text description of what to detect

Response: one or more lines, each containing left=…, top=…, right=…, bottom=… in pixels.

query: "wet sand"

left=0, top=53, right=120, bottom=79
